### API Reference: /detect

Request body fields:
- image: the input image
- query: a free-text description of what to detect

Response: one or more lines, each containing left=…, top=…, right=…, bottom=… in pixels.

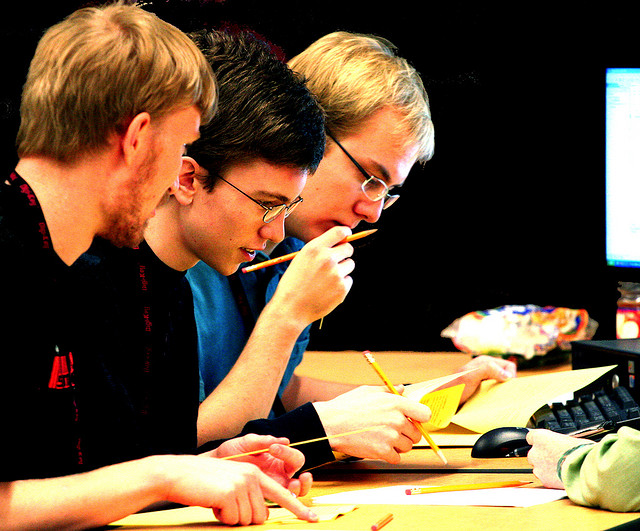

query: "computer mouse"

left=471, top=427, right=531, bottom=458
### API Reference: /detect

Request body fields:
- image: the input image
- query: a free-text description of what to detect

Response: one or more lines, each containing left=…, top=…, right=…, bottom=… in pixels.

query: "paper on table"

left=313, top=484, right=567, bottom=508
left=415, top=384, right=465, bottom=431
left=402, top=365, right=615, bottom=443
left=403, top=368, right=478, bottom=399
left=450, top=365, right=616, bottom=433
left=402, top=369, right=475, bottom=432
left=429, top=424, right=482, bottom=447
left=268, top=504, right=356, bottom=524
left=108, top=504, right=357, bottom=527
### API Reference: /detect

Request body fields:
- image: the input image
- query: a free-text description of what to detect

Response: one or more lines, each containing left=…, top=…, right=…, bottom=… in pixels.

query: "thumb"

left=401, top=400, right=432, bottom=423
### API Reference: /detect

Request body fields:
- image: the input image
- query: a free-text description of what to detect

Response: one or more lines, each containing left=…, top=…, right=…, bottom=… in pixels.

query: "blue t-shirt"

left=187, top=238, right=310, bottom=413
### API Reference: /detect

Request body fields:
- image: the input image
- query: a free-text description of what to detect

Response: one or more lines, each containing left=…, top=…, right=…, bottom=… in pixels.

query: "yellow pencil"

left=405, top=480, right=531, bottom=495
left=363, top=351, right=448, bottom=465
left=241, top=229, right=377, bottom=273
left=371, top=512, right=393, bottom=531
left=220, top=425, right=381, bottom=460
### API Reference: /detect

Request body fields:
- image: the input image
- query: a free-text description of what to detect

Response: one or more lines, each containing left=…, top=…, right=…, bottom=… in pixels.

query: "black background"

left=4, top=1, right=640, bottom=351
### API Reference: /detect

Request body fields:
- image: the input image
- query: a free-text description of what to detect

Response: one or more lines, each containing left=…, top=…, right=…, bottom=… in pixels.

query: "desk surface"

left=116, top=450, right=639, bottom=531
left=297, top=350, right=570, bottom=384
left=307, top=450, right=637, bottom=531
left=115, top=351, right=640, bottom=530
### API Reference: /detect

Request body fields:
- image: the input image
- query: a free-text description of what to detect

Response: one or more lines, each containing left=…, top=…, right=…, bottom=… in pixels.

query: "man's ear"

left=173, top=156, right=202, bottom=205
left=121, top=112, right=153, bottom=166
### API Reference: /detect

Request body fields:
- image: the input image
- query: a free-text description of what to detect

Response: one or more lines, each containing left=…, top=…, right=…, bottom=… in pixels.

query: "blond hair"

left=16, top=1, right=216, bottom=163
left=288, top=31, right=434, bottom=163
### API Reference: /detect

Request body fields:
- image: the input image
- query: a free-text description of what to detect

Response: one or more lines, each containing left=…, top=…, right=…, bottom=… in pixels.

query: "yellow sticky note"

left=419, top=383, right=465, bottom=431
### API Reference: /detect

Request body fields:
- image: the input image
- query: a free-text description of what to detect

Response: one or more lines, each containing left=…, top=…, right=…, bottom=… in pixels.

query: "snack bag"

left=441, top=305, right=598, bottom=360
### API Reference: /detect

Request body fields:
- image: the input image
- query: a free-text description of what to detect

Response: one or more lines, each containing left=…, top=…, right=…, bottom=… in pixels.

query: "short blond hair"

left=16, top=1, right=216, bottom=163
left=288, top=31, right=434, bottom=163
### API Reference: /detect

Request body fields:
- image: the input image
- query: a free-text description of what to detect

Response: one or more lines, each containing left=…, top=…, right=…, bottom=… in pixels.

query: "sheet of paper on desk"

left=403, top=368, right=479, bottom=398
left=108, top=504, right=357, bottom=527
left=313, top=485, right=567, bottom=507
left=451, top=365, right=616, bottom=433
left=429, top=424, right=482, bottom=447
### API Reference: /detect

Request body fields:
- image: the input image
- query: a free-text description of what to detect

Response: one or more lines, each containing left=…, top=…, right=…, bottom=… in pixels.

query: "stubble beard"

left=100, top=149, right=158, bottom=248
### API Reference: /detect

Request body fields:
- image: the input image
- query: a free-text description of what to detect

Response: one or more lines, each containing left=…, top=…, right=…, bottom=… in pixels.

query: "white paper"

left=451, top=365, right=616, bottom=433
left=402, top=368, right=479, bottom=400
left=313, top=484, right=567, bottom=508
left=109, top=504, right=357, bottom=526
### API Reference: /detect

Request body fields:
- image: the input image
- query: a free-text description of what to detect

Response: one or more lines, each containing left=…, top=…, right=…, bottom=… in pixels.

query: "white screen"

left=606, top=68, right=640, bottom=268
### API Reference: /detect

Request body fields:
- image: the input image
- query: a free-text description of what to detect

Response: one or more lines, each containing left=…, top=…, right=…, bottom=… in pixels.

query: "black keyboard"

left=529, top=386, right=640, bottom=438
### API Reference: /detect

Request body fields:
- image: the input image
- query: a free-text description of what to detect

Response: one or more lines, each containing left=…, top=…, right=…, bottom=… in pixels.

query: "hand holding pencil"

left=363, top=351, right=448, bottom=465
left=261, top=226, right=357, bottom=328
left=312, top=374, right=433, bottom=464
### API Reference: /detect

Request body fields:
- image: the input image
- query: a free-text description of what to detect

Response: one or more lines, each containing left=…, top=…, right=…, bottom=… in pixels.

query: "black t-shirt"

left=0, top=172, right=90, bottom=480
left=89, top=239, right=334, bottom=470
left=0, top=171, right=331, bottom=481
left=80, top=238, right=200, bottom=460
left=0, top=173, right=198, bottom=481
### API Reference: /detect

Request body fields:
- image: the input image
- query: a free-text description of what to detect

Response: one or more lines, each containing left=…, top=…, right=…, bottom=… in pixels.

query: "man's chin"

left=200, top=258, right=239, bottom=277
left=224, top=263, right=242, bottom=276
left=99, top=220, right=147, bottom=249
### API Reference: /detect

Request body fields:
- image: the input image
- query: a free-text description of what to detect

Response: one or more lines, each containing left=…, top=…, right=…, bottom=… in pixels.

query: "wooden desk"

left=306, top=449, right=639, bottom=531
left=115, top=449, right=640, bottom=531
left=293, top=351, right=640, bottom=530
left=114, top=352, right=640, bottom=530
left=297, top=350, right=475, bottom=384
left=297, top=350, right=571, bottom=384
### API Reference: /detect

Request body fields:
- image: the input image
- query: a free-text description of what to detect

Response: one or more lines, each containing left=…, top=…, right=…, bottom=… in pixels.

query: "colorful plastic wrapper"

left=441, top=305, right=598, bottom=359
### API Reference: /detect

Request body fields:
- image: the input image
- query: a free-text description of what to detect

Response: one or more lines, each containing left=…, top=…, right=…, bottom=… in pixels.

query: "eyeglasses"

left=326, top=131, right=399, bottom=210
left=217, top=175, right=303, bottom=223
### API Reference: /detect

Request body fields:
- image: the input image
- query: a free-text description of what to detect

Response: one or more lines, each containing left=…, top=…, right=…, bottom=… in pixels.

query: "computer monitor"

left=605, top=68, right=640, bottom=276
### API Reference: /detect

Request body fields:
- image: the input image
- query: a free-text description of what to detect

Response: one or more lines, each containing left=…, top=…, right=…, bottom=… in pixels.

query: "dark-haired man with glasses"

left=78, top=27, right=361, bottom=486
left=190, top=31, right=515, bottom=466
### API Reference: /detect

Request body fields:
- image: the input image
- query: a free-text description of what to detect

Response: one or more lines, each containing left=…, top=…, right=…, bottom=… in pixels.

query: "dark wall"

left=3, top=2, right=638, bottom=350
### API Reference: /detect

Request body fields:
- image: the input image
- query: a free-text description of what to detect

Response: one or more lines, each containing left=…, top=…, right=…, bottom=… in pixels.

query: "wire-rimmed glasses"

left=217, top=175, right=303, bottom=223
left=326, top=130, right=399, bottom=210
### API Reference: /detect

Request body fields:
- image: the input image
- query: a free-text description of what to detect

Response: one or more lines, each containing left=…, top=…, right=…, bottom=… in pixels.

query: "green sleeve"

left=560, top=426, right=640, bottom=512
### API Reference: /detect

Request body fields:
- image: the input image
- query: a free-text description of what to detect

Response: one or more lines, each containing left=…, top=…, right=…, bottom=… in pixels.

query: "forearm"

left=561, top=427, right=640, bottom=512
left=198, top=303, right=306, bottom=444
left=198, top=228, right=354, bottom=445
left=282, top=374, right=356, bottom=410
left=0, top=457, right=167, bottom=531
